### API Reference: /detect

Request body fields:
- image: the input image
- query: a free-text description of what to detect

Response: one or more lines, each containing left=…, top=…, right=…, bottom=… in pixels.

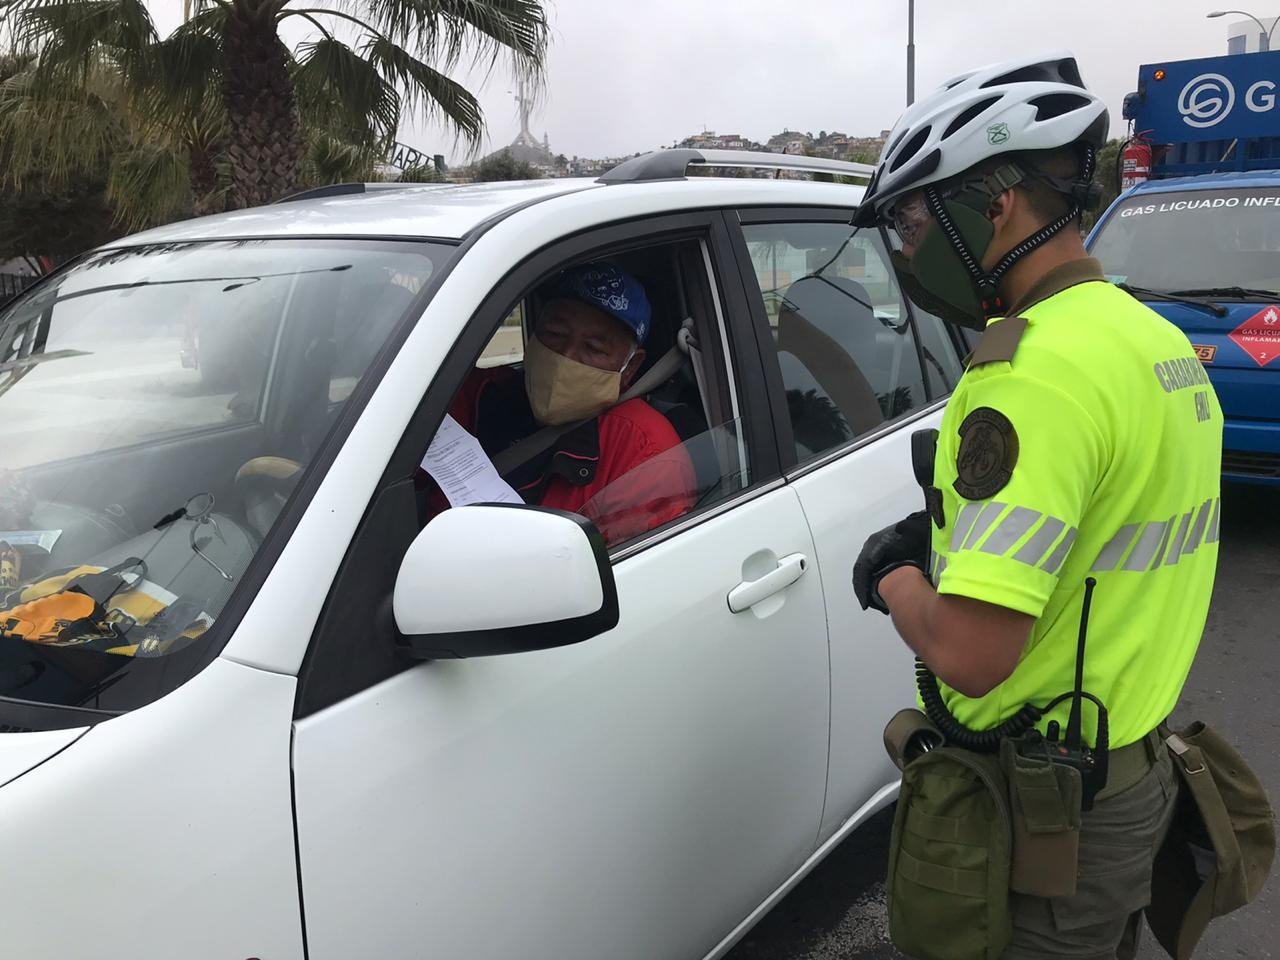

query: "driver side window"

left=296, top=220, right=772, bottom=720
left=420, top=237, right=754, bottom=551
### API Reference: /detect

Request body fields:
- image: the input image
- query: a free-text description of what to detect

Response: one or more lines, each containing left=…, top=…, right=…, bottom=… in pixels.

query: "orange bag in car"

left=0, top=558, right=147, bottom=647
left=0, top=589, right=100, bottom=643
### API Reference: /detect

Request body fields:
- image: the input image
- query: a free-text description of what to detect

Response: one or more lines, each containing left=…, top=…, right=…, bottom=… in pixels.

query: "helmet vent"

left=1056, top=58, right=1084, bottom=88
left=885, top=128, right=910, bottom=159
left=889, top=148, right=942, bottom=194
left=1030, top=92, right=1092, bottom=120
left=889, top=126, right=932, bottom=173
left=942, top=97, right=1000, bottom=139
left=981, top=58, right=1085, bottom=90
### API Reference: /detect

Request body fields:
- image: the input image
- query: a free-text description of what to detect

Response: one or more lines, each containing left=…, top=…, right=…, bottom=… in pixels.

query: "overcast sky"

left=148, top=0, right=1250, bottom=162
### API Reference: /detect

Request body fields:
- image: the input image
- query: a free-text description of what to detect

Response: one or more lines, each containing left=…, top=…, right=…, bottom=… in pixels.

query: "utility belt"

left=883, top=708, right=1273, bottom=960
left=883, top=708, right=1103, bottom=960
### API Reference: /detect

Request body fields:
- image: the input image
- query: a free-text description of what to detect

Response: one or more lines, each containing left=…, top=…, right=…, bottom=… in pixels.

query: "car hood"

left=0, top=727, right=87, bottom=788
left=1143, top=300, right=1280, bottom=372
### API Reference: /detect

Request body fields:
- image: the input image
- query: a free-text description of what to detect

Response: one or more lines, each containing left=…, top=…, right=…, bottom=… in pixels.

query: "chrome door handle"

left=727, top=553, right=808, bottom=613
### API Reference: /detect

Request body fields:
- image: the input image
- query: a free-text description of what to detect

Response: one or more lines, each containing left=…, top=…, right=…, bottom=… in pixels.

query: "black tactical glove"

left=852, top=511, right=930, bottom=615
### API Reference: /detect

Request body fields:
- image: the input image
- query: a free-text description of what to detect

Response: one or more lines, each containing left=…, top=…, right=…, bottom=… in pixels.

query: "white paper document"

left=421, top=414, right=523, bottom=507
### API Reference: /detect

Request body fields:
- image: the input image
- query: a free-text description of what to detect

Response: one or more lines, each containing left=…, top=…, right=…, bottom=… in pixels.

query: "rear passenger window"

left=742, top=222, right=929, bottom=463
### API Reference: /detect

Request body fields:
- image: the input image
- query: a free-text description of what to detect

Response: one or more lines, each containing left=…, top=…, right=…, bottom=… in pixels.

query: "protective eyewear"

left=886, top=195, right=933, bottom=248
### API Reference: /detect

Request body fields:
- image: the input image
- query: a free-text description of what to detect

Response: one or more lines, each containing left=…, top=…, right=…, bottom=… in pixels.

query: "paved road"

left=728, top=481, right=1280, bottom=960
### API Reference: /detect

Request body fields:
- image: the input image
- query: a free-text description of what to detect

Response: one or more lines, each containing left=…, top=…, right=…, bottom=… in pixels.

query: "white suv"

left=0, top=151, right=969, bottom=960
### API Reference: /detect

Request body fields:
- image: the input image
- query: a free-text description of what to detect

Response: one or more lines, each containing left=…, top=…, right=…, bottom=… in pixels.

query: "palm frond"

left=293, top=36, right=400, bottom=146
left=3, top=0, right=159, bottom=78
left=328, top=0, right=548, bottom=76
left=396, top=162, right=444, bottom=183
left=0, top=51, right=37, bottom=82
left=105, top=140, right=191, bottom=231
left=361, top=35, right=483, bottom=145
left=302, top=130, right=384, bottom=185
left=0, top=66, right=123, bottom=184
left=128, top=9, right=224, bottom=118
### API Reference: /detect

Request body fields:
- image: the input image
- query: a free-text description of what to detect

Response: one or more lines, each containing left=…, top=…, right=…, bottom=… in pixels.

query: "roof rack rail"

left=598, top=149, right=875, bottom=184
left=274, top=181, right=433, bottom=204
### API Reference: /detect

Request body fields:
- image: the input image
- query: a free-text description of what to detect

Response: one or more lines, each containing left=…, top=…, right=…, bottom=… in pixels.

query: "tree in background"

left=1082, top=138, right=1123, bottom=232
left=0, top=44, right=219, bottom=235
left=0, top=175, right=121, bottom=262
left=397, top=161, right=446, bottom=183
left=3, top=0, right=549, bottom=209
left=468, top=149, right=540, bottom=182
left=0, top=51, right=132, bottom=256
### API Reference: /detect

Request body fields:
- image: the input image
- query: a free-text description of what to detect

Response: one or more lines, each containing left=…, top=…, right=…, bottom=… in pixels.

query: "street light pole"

left=1207, top=9, right=1279, bottom=52
left=907, top=0, right=916, bottom=106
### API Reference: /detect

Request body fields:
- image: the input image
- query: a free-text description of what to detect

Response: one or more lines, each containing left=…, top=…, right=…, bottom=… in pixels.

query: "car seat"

left=777, top=275, right=885, bottom=441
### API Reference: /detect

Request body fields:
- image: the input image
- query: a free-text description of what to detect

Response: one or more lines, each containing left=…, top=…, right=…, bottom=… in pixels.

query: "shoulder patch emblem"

left=954, top=407, right=1019, bottom=501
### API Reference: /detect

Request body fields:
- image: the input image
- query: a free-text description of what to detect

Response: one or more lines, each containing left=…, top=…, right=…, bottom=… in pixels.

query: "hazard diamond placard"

left=1229, top=305, right=1280, bottom=368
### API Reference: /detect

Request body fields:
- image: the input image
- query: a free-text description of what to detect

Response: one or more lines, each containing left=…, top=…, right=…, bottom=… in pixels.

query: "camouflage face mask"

left=889, top=194, right=996, bottom=334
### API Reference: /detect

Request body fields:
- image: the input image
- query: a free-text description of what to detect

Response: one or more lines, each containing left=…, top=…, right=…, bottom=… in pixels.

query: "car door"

left=726, top=209, right=967, bottom=844
left=289, top=213, right=832, bottom=960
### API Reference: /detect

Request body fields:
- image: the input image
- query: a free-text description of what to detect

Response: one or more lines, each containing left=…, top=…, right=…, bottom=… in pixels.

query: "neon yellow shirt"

left=929, top=259, right=1223, bottom=748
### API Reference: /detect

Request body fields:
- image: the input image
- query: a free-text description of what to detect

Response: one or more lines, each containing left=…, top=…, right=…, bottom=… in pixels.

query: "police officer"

left=852, top=52, right=1223, bottom=958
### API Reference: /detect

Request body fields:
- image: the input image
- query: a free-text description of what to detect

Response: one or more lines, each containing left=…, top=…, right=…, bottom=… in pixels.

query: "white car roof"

left=119, top=179, right=597, bottom=246
left=112, top=175, right=867, bottom=247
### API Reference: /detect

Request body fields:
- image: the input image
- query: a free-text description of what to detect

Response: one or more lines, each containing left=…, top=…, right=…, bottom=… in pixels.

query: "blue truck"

left=1086, top=50, right=1280, bottom=486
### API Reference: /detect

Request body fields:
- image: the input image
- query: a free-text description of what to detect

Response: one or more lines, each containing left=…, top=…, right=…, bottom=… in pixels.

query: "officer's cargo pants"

left=1004, top=736, right=1178, bottom=960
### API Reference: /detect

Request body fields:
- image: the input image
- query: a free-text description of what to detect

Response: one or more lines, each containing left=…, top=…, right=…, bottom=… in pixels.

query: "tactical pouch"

left=887, top=747, right=1012, bottom=960
left=1146, top=721, right=1275, bottom=960
left=1000, top=736, right=1082, bottom=898
left=883, top=707, right=944, bottom=772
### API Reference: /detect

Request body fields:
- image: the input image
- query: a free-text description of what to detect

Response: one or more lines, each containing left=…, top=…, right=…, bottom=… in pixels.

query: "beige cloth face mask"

left=523, top=333, right=635, bottom=426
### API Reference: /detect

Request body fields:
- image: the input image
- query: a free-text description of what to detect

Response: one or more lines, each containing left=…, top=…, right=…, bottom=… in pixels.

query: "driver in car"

left=424, top=262, right=697, bottom=546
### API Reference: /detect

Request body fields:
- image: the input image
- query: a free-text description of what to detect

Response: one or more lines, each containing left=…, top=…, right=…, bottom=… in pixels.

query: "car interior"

left=0, top=253, right=428, bottom=714
left=496, top=238, right=752, bottom=516
left=777, top=274, right=887, bottom=450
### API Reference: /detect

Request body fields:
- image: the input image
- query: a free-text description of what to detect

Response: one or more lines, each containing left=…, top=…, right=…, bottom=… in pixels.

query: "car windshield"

left=0, top=238, right=448, bottom=727
left=1090, top=187, right=1280, bottom=295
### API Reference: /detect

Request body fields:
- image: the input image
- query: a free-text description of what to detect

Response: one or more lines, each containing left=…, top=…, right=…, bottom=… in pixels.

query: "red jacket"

left=425, top=367, right=697, bottom=546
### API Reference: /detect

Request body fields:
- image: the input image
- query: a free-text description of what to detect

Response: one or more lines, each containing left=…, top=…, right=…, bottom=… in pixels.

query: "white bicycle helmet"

left=853, top=51, right=1109, bottom=227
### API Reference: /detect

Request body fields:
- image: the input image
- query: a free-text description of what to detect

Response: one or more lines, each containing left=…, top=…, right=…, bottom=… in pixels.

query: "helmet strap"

left=923, top=187, right=1006, bottom=317
left=924, top=143, right=1098, bottom=318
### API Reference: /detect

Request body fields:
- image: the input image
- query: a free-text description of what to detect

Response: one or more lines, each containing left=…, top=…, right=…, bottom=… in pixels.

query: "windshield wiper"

left=1117, top=284, right=1227, bottom=317
left=1165, top=286, right=1280, bottom=301
left=16, top=263, right=353, bottom=311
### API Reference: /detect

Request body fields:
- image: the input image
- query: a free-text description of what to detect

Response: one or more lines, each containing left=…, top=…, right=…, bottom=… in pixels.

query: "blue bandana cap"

left=552, top=261, right=651, bottom=344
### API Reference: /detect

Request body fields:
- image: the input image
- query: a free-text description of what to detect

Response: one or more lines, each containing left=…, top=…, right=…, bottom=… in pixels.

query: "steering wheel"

left=234, top=457, right=303, bottom=540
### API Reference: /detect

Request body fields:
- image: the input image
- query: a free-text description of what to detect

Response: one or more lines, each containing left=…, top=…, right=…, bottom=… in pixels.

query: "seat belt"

left=489, top=345, right=688, bottom=478
left=678, top=318, right=712, bottom=423
left=678, top=317, right=737, bottom=487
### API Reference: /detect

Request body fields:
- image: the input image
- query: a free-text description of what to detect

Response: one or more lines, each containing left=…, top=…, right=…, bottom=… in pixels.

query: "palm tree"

left=0, top=49, right=197, bottom=232
left=4, top=0, right=549, bottom=208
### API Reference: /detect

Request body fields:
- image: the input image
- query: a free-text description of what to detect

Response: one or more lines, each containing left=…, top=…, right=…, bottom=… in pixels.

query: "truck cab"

left=1087, top=50, right=1280, bottom=485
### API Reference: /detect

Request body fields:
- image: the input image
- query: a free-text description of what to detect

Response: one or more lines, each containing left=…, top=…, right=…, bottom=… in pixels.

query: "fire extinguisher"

left=1120, top=133, right=1153, bottom=192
